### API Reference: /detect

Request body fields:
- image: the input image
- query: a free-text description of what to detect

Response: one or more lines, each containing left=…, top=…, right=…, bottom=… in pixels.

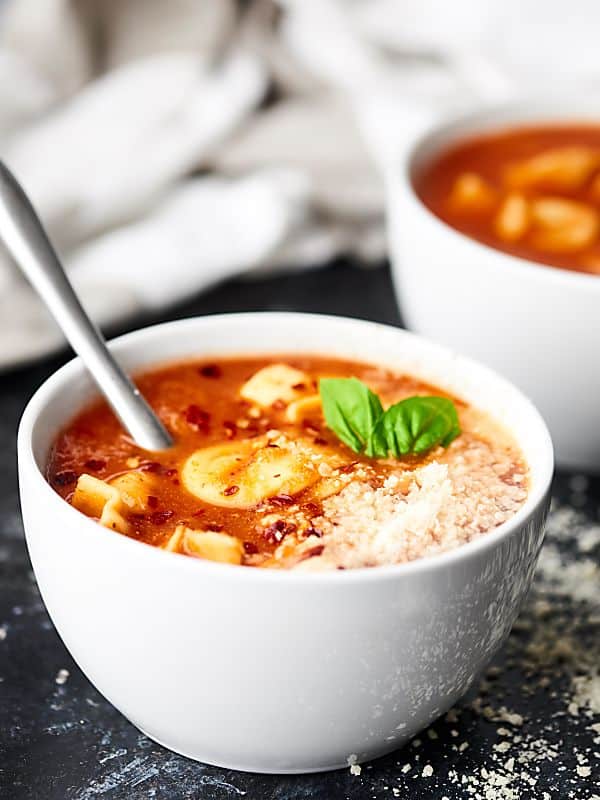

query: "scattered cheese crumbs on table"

left=347, top=753, right=361, bottom=776
left=55, top=668, right=69, bottom=685
left=379, top=500, right=599, bottom=800
left=421, top=765, right=433, bottom=777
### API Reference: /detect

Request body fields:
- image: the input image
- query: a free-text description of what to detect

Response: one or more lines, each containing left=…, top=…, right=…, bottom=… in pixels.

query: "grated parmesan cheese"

left=293, top=433, right=527, bottom=570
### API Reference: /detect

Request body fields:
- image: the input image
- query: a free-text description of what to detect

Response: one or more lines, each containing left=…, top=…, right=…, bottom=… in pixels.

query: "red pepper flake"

left=150, top=510, right=174, bottom=525
left=171, top=478, right=180, bottom=486
left=147, top=495, right=159, bottom=509
left=302, top=421, right=321, bottom=436
left=165, top=468, right=177, bottom=477
left=269, top=494, right=295, bottom=507
left=303, top=545, right=324, bottom=559
left=263, top=519, right=296, bottom=543
left=313, top=437, right=328, bottom=446
left=263, top=521, right=284, bottom=543
left=339, top=462, right=358, bottom=474
left=191, top=509, right=205, bottom=517
left=140, top=461, right=161, bottom=473
left=199, top=363, right=222, bottom=379
left=305, top=527, right=323, bottom=538
left=84, top=458, right=106, bottom=472
left=243, top=541, right=258, bottom=554
left=207, top=523, right=224, bottom=532
left=271, top=399, right=286, bottom=411
left=292, top=382, right=306, bottom=390
left=223, top=421, right=237, bottom=439
left=223, top=485, right=239, bottom=497
left=302, top=501, right=321, bottom=517
left=54, top=470, right=77, bottom=486
left=185, top=405, right=210, bottom=431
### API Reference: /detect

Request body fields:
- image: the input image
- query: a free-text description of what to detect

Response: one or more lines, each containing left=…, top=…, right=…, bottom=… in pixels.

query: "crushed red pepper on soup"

left=414, top=124, right=600, bottom=275
left=47, top=356, right=528, bottom=570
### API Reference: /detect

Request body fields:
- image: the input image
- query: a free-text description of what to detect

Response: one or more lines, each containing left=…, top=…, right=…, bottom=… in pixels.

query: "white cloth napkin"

left=0, top=0, right=598, bottom=367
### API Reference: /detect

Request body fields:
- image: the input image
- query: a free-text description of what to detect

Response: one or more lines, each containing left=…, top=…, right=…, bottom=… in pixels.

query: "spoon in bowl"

left=0, top=161, right=173, bottom=451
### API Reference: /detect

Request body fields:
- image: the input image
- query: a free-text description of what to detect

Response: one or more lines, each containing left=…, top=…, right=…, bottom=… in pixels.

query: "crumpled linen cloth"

left=0, top=0, right=598, bottom=367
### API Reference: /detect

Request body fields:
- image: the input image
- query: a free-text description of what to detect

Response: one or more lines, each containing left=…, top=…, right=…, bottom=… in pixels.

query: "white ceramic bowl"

left=18, top=313, right=552, bottom=773
left=387, top=97, right=600, bottom=471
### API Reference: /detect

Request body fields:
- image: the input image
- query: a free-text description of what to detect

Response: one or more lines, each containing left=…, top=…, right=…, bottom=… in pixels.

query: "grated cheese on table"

left=380, top=493, right=599, bottom=799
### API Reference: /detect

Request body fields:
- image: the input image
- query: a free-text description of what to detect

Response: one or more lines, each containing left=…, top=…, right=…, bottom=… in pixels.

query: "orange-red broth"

left=48, top=356, right=459, bottom=565
left=415, top=124, right=600, bottom=275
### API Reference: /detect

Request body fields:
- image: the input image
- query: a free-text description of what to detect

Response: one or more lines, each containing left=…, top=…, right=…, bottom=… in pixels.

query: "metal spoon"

left=0, top=161, right=173, bottom=451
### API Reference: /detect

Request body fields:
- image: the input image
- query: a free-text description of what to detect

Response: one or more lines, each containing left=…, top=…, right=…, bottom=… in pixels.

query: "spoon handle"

left=0, top=161, right=173, bottom=451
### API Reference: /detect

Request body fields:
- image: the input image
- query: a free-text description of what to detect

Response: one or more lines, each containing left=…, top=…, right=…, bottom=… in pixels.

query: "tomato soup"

left=47, top=356, right=528, bottom=570
left=414, top=124, right=600, bottom=275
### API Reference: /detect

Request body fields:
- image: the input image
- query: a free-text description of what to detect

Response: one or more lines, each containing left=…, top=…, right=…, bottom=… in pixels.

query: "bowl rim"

left=399, top=98, right=600, bottom=291
left=18, top=312, right=554, bottom=585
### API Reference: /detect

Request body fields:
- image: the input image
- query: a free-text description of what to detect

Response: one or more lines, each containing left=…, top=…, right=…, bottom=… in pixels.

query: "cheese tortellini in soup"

left=71, top=470, right=157, bottom=534
left=182, top=434, right=347, bottom=508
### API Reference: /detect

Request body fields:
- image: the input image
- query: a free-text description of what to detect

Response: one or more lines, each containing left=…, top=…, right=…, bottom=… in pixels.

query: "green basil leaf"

left=375, top=396, right=461, bottom=456
left=365, top=417, right=389, bottom=458
left=319, top=378, right=461, bottom=459
left=319, top=378, right=384, bottom=454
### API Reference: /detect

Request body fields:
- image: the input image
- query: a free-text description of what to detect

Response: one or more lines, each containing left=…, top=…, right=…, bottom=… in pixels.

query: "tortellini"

left=181, top=434, right=348, bottom=508
left=110, top=471, right=157, bottom=512
left=240, top=363, right=310, bottom=408
left=494, top=192, right=529, bottom=242
left=529, top=197, right=599, bottom=253
left=71, top=470, right=156, bottom=533
left=447, top=172, right=497, bottom=213
left=71, top=474, right=131, bottom=534
left=285, top=394, right=321, bottom=422
left=177, top=526, right=243, bottom=564
left=504, top=146, right=600, bottom=191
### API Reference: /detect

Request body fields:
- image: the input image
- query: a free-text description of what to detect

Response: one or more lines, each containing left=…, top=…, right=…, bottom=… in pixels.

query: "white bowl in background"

left=18, top=313, right=552, bottom=773
left=387, top=97, right=600, bottom=471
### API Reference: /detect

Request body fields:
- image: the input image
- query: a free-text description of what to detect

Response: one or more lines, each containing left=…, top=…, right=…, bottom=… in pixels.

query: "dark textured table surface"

left=1, top=263, right=598, bottom=799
